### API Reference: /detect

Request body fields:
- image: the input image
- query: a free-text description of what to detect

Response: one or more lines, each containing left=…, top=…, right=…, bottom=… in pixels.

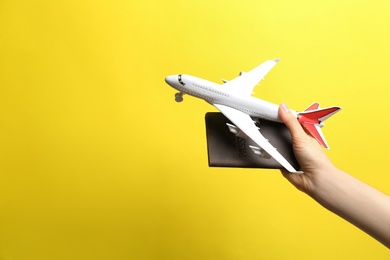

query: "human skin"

left=278, top=103, right=390, bottom=248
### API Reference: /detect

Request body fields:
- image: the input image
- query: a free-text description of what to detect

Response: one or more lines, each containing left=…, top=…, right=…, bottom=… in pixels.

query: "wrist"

left=304, top=163, right=340, bottom=198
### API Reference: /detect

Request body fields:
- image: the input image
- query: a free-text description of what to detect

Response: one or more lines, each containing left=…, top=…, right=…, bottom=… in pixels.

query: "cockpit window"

left=178, top=74, right=185, bottom=86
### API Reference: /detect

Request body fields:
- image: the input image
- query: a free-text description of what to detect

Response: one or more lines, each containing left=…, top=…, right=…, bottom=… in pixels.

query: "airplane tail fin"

left=298, top=103, right=341, bottom=149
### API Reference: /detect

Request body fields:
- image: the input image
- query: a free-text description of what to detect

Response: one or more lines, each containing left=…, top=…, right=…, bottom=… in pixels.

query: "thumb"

left=278, top=103, right=306, bottom=138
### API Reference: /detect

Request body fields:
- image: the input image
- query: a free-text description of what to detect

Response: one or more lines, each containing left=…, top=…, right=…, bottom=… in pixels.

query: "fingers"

left=278, top=103, right=306, bottom=139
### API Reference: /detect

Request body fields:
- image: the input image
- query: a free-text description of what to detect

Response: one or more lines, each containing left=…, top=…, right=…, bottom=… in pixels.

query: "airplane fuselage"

left=166, top=74, right=298, bottom=122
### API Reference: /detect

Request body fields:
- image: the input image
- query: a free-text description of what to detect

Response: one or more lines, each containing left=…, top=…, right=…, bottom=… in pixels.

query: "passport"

left=205, top=112, right=300, bottom=170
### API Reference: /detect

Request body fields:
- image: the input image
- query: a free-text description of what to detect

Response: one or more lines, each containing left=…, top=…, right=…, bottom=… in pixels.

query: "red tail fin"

left=298, top=103, right=341, bottom=149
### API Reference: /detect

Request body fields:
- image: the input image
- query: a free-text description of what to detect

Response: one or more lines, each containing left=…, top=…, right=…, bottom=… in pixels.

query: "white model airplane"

left=165, top=59, right=341, bottom=173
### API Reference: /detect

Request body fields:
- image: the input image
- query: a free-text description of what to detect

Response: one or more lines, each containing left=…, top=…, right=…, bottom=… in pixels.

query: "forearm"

left=308, top=167, right=390, bottom=248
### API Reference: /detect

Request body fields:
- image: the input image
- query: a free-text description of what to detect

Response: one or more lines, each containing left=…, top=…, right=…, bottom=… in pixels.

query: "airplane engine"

left=249, top=145, right=271, bottom=159
left=226, top=123, right=248, bottom=139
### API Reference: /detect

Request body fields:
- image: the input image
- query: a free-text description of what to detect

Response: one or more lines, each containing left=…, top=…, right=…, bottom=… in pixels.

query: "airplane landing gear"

left=175, top=92, right=183, bottom=102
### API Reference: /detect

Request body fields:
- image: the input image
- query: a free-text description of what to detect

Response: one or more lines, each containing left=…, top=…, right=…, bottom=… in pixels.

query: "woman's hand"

left=278, top=103, right=336, bottom=194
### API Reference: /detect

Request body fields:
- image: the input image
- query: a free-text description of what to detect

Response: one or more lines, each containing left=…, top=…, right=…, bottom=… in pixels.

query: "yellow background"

left=0, top=0, right=389, bottom=259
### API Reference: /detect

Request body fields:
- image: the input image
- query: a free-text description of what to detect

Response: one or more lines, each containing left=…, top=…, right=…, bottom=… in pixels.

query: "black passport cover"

left=205, top=112, right=299, bottom=169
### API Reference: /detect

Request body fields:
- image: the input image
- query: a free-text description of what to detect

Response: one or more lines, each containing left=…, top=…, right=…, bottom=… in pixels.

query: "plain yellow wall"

left=0, top=0, right=389, bottom=259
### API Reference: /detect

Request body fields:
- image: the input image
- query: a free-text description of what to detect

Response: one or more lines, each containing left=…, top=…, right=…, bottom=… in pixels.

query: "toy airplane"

left=165, top=59, right=341, bottom=173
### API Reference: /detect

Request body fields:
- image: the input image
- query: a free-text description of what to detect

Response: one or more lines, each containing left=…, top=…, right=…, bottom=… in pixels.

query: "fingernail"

left=281, top=102, right=290, bottom=113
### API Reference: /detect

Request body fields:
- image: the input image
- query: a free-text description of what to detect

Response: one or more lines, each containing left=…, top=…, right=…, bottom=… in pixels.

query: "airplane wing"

left=223, top=59, right=279, bottom=96
left=214, top=104, right=301, bottom=173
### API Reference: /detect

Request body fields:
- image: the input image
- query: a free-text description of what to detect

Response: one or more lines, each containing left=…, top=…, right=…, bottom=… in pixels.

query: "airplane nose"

left=165, top=75, right=176, bottom=86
